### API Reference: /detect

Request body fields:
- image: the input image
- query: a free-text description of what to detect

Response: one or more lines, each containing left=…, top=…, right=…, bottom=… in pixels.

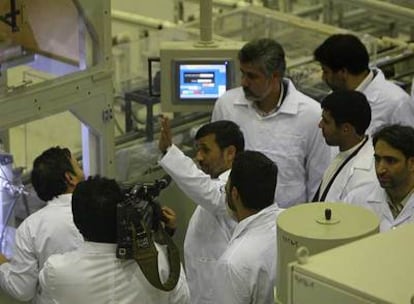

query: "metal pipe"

left=294, top=4, right=324, bottom=18
left=185, top=0, right=242, bottom=10
left=200, top=0, right=213, bottom=43
left=111, top=10, right=177, bottom=30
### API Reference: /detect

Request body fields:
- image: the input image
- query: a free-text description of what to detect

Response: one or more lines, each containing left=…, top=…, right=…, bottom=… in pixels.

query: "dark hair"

left=195, top=120, right=245, bottom=153
left=321, top=90, right=371, bottom=135
left=238, top=38, right=286, bottom=78
left=31, top=146, right=75, bottom=201
left=72, top=176, right=122, bottom=243
left=372, top=125, right=414, bottom=158
left=314, top=34, right=369, bottom=74
left=229, top=151, right=277, bottom=210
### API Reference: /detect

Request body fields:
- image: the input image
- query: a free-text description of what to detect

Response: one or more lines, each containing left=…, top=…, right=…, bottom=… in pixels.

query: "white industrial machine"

left=0, top=2, right=114, bottom=300
left=0, top=152, right=29, bottom=304
left=0, top=153, right=15, bottom=255
left=288, top=223, right=414, bottom=304
left=276, top=202, right=380, bottom=304
left=0, top=0, right=115, bottom=177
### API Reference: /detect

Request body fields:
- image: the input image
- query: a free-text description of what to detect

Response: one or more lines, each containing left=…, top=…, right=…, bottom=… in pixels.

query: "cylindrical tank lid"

left=277, top=202, right=379, bottom=240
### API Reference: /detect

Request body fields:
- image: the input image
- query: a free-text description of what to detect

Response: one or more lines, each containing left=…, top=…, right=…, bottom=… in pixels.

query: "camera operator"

left=39, top=176, right=190, bottom=304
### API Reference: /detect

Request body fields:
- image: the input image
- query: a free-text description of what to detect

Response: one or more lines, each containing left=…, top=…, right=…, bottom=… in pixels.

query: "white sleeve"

left=211, top=96, right=226, bottom=122
left=154, top=242, right=190, bottom=304
left=0, top=224, right=38, bottom=301
left=38, top=258, right=59, bottom=304
left=341, top=183, right=377, bottom=207
left=391, top=95, right=414, bottom=127
left=167, top=265, right=191, bottom=304
left=159, top=145, right=226, bottom=215
left=340, top=178, right=379, bottom=204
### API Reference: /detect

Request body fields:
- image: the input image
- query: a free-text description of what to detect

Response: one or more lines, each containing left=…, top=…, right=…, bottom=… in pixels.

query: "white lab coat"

left=38, top=242, right=190, bottom=304
left=361, top=68, right=414, bottom=134
left=349, top=184, right=414, bottom=232
left=0, top=194, right=83, bottom=304
left=159, top=144, right=236, bottom=304
left=212, top=80, right=331, bottom=207
left=213, top=204, right=283, bottom=304
left=319, top=137, right=379, bottom=202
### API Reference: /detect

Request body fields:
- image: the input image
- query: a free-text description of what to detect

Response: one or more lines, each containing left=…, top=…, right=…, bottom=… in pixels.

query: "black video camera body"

left=116, top=176, right=171, bottom=259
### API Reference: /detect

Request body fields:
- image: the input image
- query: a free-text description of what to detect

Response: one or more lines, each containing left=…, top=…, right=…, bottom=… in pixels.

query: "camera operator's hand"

left=161, top=206, right=177, bottom=230
left=159, top=116, right=173, bottom=155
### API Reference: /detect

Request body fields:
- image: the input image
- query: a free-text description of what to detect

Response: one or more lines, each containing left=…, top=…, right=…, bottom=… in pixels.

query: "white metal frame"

left=0, top=0, right=115, bottom=177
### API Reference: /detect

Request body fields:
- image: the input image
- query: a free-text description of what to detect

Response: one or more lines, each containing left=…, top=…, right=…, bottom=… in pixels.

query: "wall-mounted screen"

left=160, top=41, right=243, bottom=112
left=174, top=59, right=231, bottom=103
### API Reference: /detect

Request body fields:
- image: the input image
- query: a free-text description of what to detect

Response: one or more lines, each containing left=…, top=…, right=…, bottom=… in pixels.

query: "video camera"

left=116, top=175, right=171, bottom=259
left=115, top=174, right=181, bottom=291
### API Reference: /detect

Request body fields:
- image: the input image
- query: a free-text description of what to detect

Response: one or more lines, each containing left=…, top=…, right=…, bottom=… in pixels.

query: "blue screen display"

left=178, top=61, right=229, bottom=100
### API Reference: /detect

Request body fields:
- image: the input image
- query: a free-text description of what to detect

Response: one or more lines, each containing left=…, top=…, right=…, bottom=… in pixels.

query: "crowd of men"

left=0, top=33, right=413, bottom=304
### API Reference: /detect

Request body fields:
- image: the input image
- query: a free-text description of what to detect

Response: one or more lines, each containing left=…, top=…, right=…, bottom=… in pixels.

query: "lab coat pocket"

left=259, top=133, right=304, bottom=175
left=264, top=134, right=306, bottom=206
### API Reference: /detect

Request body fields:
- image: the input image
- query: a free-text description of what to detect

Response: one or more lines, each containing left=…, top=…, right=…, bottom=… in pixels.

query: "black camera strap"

left=312, top=136, right=369, bottom=202
left=132, top=221, right=181, bottom=291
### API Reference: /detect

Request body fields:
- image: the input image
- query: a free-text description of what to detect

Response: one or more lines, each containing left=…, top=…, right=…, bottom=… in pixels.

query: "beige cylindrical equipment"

left=275, top=202, right=380, bottom=304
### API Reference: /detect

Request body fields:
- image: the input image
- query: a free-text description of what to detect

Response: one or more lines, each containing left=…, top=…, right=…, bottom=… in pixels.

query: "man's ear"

left=341, top=122, right=354, bottom=134
left=224, top=145, right=237, bottom=163
left=408, top=156, right=414, bottom=172
left=231, top=185, right=240, bottom=203
left=65, top=171, right=76, bottom=187
left=339, top=67, right=348, bottom=76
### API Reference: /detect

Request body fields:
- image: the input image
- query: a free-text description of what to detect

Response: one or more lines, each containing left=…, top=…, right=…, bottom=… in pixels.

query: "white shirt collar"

left=338, top=136, right=367, bottom=158
left=218, top=169, right=230, bottom=182
left=231, top=204, right=279, bottom=241
left=356, top=70, right=374, bottom=92
left=81, top=241, right=117, bottom=253
left=47, top=193, right=73, bottom=206
left=252, top=82, right=285, bottom=117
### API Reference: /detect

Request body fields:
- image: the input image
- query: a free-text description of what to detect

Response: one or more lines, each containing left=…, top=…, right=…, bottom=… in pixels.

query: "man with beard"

left=212, top=38, right=330, bottom=208
left=348, top=125, right=414, bottom=232
left=315, top=90, right=378, bottom=202
left=158, top=117, right=245, bottom=304
left=213, top=150, right=283, bottom=304
left=314, top=34, right=414, bottom=134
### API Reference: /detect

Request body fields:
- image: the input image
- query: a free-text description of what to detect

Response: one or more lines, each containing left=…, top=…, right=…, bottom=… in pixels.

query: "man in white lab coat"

left=212, top=38, right=331, bottom=208
left=315, top=90, right=379, bottom=202
left=158, top=117, right=244, bottom=304
left=214, top=151, right=283, bottom=304
left=314, top=33, right=414, bottom=134
left=0, top=147, right=84, bottom=303
left=39, top=176, right=190, bottom=304
left=348, top=125, right=414, bottom=231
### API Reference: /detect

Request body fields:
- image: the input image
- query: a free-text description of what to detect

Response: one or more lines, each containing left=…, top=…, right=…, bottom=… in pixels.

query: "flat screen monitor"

left=172, top=59, right=234, bottom=105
